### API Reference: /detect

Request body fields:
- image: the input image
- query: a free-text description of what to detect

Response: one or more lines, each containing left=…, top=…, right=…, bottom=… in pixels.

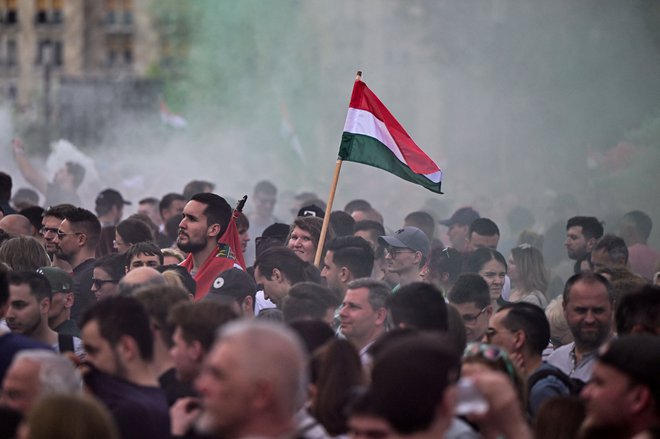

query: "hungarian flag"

left=218, top=209, right=246, bottom=270
left=338, top=79, right=443, bottom=193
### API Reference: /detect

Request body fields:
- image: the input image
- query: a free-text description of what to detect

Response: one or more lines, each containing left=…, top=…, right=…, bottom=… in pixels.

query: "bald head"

left=118, top=267, right=165, bottom=296
left=0, top=214, right=32, bottom=236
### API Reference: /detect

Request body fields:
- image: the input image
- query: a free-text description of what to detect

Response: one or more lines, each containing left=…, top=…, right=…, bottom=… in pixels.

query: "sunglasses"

left=57, top=231, right=83, bottom=240
left=92, top=278, right=117, bottom=288
left=463, top=342, right=516, bottom=380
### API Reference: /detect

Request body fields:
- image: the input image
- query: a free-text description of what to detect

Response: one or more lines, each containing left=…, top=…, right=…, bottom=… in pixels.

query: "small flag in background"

left=160, top=99, right=188, bottom=129
left=338, top=79, right=443, bottom=193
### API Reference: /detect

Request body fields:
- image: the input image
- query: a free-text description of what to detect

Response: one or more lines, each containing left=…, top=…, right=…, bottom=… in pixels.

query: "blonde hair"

left=545, top=297, right=573, bottom=348
left=0, top=236, right=50, bottom=271
left=511, top=245, right=548, bottom=295
left=161, top=247, right=185, bottom=263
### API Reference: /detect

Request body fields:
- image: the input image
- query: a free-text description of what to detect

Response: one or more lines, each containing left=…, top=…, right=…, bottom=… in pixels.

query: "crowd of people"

left=1, top=153, right=660, bottom=439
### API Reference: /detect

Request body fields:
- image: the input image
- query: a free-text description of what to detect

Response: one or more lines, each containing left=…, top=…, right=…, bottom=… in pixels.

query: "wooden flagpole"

left=313, top=71, right=362, bottom=267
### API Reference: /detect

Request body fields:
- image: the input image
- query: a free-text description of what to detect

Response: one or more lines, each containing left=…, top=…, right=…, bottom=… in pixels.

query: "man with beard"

left=565, top=216, right=603, bottom=263
left=40, top=204, right=76, bottom=271
left=178, top=193, right=239, bottom=300
left=548, top=272, right=614, bottom=385
left=52, top=207, right=100, bottom=321
left=321, top=236, right=374, bottom=300
left=580, top=335, right=660, bottom=439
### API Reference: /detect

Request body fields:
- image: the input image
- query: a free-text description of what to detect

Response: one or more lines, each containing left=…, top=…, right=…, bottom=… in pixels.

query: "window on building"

left=36, top=0, right=64, bottom=25
left=7, top=39, right=17, bottom=66
left=5, top=0, right=18, bottom=24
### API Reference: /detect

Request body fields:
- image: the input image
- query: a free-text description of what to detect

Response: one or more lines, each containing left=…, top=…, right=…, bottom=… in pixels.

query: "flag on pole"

left=217, top=209, right=246, bottom=270
left=338, top=79, right=443, bottom=193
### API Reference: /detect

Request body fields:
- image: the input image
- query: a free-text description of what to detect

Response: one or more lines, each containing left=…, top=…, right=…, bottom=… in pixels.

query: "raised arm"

left=12, top=138, right=49, bottom=195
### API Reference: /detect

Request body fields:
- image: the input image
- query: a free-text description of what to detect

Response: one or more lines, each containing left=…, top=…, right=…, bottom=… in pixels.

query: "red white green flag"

left=338, top=79, right=443, bottom=193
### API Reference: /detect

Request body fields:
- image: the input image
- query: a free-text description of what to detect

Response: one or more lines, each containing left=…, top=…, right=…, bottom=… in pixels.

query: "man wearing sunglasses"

left=378, top=226, right=430, bottom=291
left=40, top=204, right=76, bottom=271
left=52, top=207, right=100, bottom=322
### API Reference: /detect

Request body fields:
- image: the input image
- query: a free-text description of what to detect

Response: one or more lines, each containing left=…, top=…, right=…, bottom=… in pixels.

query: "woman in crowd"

left=463, top=248, right=508, bottom=308
left=287, top=216, right=335, bottom=264
left=507, top=244, right=549, bottom=308
left=114, top=217, right=154, bottom=254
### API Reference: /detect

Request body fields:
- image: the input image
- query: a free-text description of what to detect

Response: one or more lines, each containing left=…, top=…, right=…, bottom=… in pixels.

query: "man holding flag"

left=178, top=193, right=245, bottom=300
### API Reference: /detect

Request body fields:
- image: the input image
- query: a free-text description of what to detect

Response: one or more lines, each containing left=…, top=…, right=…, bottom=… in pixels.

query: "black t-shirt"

left=71, top=258, right=96, bottom=324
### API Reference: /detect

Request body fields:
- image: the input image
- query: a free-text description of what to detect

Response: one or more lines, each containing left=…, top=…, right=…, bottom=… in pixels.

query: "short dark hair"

left=344, top=199, right=371, bottom=215
left=190, top=193, right=232, bottom=236
left=325, top=236, right=374, bottom=279
left=353, top=220, right=385, bottom=237
left=463, top=247, right=507, bottom=274
left=19, top=206, right=45, bottom=231
left=134, top=285, right=190, bottom=348
left=169, top=301, right=238, bottom=351
left=183, top=180, right=215, bottom=200
left=369, top=333, right=460, bottom=434
left=329, top=211, right=356, bottom=237
left=498, top=302, right=550, bottom=356
left=282, top=282, right=341, bottom=323
left=615, top=285, right=660, bottom=335
left=254, top=180, right=277, bottom=195
left=8, top=271, right=52, bottom=302
left=138, top=197, right=159, bottom=206
left=81, top=296, right=154, bottom=361
left=594, top=234, right=629, bottom=265
left=125, top=241, right=164, bottom=266
left=448, top=273, right=490, bottom=308
left=387, top=282, right=448, bottom=331
left=159, top=193, right=186, bottom=216
left=43, top=204, right=76, bottom=220
left=62, top=207, right=101, bottom=249
left=0, top=267, right=9, bottom=307
left=566, top=216, right=603, bottom=241
left=93, top=253, right=126, bottom=281
left=65, top=162, right=85, bottom=188
left=254, top=247, right=321, bottom=285
left=623, top=210, right=653, bottom=241
left=404, top=211, right=435, bottom=241
left=563, top=272, right=614, bottom=305
left=428, top=245, right=463, bottom=285
left=0, top=172, right=12, bottom=201
left=116, top=218, right=154, bottom=246
left=468, top=218, right=500, bottom=237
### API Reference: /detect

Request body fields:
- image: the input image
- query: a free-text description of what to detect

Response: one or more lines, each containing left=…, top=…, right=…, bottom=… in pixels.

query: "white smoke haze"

left=2, top=0, right=660, bottom=248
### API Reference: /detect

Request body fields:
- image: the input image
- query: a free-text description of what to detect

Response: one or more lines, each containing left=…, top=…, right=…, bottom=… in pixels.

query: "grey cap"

left=378, top=226, right=431, bottom=259
left=204, top=268, right=257, bottom=304
left=36, top=266, right=72, bottom=293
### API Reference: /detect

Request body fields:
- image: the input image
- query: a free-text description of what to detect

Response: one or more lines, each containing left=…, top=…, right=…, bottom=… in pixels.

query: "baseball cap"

left=378, top=226, right=430, bottom=259
left=297, top=204, right=325, bottom=219
left=438, top=207, right=480, bottom=226
left=95, top=189, right=131, bottom=208
left=598, top=334, right=660, bottom=403
left=36, top=266, right=72, bottom=293
left=204, top=268, right=257, bottom=305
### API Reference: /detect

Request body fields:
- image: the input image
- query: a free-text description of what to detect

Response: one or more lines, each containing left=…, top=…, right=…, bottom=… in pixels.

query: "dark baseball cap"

left=95, top=189, right=131, bottom=208
left=36, top=266, right=72, bottom=293
left=378, top=226, right=430, bottom=259
left=204, top=268, right=257, bottom=304
left=438, top=207, right=480, bottom=226
left=297, top=204, right=325, bottom=219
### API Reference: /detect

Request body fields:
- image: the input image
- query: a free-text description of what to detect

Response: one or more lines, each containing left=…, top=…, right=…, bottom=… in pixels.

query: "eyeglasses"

left=40, top=227, right=59, bottom=236
left=463, top=342, right=516, bottom=381
left=57, top=230, right=83, bottom=239
left=92, top=278, right=117, bottom=288
left=461, top=306, right=489, bottom=324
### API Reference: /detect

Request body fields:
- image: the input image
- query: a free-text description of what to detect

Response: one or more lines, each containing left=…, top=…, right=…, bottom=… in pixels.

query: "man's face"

left=478, top=259, right=507, bottom=303
left=53, top=219, right=81, bottom=262
left=466, top=232, right=499, bottom=252
left=195, top=340, right=254, bottom=437
left=178, top=201, right=212, bottom=254
left=321, top=250, right=344, bottom=296
left=339, top=287, right=383, bottom=343
left=581, top=362, right=640, bottom=431
left=6, top=283, right=46, bottom=336
left=254, top=191, right=276, bottom=218
left=452, top=302, right=491, bottom=343
left=0, top=358, right=41, bottom=414
left=485, top=309, right=517, bottom=354
left=81, top=320, right=124, bottom=378
left=40, top=215, right=62, bottom=253
left=162, top=199, right=186, bottom=223
left=563, top=280, right=612, bottom=351
left=128, top=253, right=161, bottom=272
left=383, top=246, right=418, bottom=275
left=590, top=249, right=619, bottom=271
left=287, top=226, right=315, bottom=263
left=238, top=225, right=250, bottom=253
left=447, top=223, right=469, bottom=251
left=91, top=267, right=119, bottom=301
left=253, top=266, right=287, bottom=307
left=48, top=290, right=72, bottom=321
left=170, top=327, right=201, bottom=383
left=565, top=226, right=590, bottom=260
